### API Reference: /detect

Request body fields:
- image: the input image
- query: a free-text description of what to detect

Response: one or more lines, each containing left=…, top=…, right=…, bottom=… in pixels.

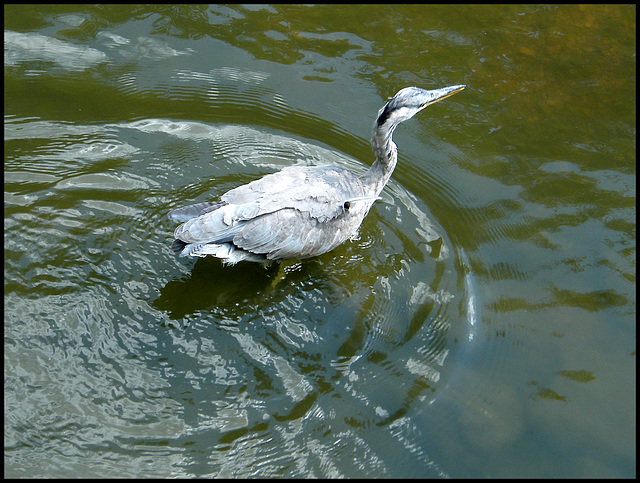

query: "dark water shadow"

left=153, top=257, right=279, bottom=318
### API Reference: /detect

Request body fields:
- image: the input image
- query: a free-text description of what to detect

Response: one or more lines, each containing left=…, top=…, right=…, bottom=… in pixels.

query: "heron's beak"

left=421, top=85, right=466, bottom=109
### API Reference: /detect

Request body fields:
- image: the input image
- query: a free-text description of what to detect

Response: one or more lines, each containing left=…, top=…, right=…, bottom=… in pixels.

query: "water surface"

left=4, top=4, right=635, bottom=478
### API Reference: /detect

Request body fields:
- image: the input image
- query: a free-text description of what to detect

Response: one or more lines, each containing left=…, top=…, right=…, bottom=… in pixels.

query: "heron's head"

left=375, top=85, right=465, bottom=130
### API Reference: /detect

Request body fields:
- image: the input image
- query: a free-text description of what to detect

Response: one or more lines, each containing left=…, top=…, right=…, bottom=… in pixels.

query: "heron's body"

left=168, top=85, right=465, bottom=264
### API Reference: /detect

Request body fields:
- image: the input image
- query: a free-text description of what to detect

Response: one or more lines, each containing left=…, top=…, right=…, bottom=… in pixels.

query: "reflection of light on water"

left=458, top=248, right=477, bottom=341
left=405, top=354, right=446, bottom=383
left=232, top=331, right=312, bottom=403
left=4, top=30, right=107, bottom=71
left=409, top=281, right=454, bottom=305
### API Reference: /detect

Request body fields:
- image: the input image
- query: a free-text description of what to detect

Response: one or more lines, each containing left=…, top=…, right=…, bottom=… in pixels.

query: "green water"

left=4, top=4, right=635, bottom=477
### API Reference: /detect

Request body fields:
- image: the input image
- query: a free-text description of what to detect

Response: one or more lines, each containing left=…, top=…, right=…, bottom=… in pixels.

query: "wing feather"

left=223, top=165, right=366, bottom=222
left=233, top=208, right=363, bottom=260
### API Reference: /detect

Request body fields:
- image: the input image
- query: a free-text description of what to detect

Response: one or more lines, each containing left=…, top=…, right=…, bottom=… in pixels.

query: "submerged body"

left=168, top=85, right=465, bottom=264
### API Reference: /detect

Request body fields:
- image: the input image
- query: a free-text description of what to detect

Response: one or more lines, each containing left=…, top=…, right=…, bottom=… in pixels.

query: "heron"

left=167, top=85, right=465, bottom=264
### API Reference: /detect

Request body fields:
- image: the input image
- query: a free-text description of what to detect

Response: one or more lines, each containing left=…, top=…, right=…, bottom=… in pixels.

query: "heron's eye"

left=343, top=201, right=351, bottom=211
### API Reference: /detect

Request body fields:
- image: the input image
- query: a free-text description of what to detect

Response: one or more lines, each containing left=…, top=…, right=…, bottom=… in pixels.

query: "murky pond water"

left=5, top=5, right=635, bottom=477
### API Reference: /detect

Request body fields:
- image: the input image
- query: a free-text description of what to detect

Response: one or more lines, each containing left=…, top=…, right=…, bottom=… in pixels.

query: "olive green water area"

left=4, top=4, right=635, bottom=478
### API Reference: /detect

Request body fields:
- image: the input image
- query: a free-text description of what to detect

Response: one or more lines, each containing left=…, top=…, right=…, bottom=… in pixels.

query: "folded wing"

left=169, top=165, right=372, bottom=262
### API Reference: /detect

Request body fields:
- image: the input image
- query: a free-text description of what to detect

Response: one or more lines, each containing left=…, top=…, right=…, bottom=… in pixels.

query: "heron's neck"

left=360, top=126, right=398, bottom=196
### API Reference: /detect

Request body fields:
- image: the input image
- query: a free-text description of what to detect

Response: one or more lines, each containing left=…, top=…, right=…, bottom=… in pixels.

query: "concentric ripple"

left=5, top=113, right=478, bottom=477
left=137, top=120, right=478, bottom=475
